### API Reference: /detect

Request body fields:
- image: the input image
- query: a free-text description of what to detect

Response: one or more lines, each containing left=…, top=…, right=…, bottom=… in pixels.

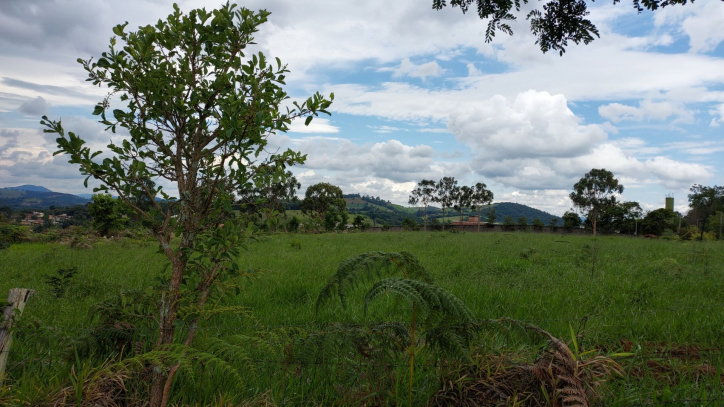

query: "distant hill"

left=341, top=194, right=559, bottom=226
left=5, top=184, right=52, bottom=193
left=0, top=187, right=89, bottom=209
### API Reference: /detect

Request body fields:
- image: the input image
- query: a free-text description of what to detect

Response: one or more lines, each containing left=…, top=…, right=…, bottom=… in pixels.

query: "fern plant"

left=315, top=252, right=479, bottom=406
left=316, top=251, right=433, bottom=311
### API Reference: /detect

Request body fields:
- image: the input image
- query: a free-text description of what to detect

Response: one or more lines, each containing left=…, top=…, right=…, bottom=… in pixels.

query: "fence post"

left=0, top=288, right=35, bottom=379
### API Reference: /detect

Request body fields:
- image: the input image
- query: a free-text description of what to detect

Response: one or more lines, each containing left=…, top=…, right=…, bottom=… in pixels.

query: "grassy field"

left=1, top=232, right=723, bottom=405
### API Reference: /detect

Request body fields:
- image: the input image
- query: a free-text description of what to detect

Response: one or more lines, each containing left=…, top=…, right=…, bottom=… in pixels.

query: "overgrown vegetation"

left=1, top=233, right=722, bottom=405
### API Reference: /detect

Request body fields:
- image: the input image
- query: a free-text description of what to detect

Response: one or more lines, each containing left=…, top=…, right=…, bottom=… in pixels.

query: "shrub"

left=402, top=217, right=418, bottom=231
left=287, top=216, right=300, bottom=233
left=43, top=267, right=79, bottom=298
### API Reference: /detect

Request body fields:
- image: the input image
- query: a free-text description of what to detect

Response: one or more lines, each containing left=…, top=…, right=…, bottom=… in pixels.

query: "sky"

left=0, top=0, right=722, bottom=216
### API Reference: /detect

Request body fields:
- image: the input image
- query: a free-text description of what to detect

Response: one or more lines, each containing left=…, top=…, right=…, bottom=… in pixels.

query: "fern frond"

left=316, top=251, right=433, bottom=311
left=363, top=278, right=474, bottom=323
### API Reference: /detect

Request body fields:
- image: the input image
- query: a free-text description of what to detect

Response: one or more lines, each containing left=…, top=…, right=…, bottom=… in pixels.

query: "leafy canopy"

left=433, top=0, right=694, bottom=55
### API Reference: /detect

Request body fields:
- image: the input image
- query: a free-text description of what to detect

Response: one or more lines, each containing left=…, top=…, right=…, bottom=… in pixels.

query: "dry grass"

left=432, top=324, right=623, bottom=407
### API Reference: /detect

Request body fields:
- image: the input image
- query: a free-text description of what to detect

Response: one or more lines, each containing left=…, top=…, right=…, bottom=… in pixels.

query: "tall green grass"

left=1, top=232, right=722, bottom=405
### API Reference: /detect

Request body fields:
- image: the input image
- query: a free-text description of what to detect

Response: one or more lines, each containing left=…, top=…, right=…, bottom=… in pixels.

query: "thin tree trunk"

left=441, top=208, right=445, bottom=231
left=149, top=258, right=186, bottom=407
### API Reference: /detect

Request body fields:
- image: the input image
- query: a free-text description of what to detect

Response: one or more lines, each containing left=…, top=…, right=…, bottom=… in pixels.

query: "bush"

left=287, top=216, right=300, bottom=233
left=402, top=217, right=418, bottom=231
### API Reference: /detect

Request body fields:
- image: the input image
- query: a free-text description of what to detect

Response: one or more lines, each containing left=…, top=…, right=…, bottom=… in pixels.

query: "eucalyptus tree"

left=688, top=184, right=724, bottom=240
left=470, top=182, right=494, bottom=232
left=408, top=179, right=436, bottom=231
left=569, top=168, right=623, bottom=236
left=453, top=185, right=473, bottom=224
left=41, top=4, right=332, bottom=406
left=432, top=0, right=696, bottom=55
left=435, top=176, right=458, bottom=231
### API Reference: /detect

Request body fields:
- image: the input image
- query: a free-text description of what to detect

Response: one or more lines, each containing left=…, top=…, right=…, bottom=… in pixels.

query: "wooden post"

left=0, top=288, right=35, bottom=379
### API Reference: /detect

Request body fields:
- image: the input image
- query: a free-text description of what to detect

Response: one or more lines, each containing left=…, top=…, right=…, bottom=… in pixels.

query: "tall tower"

left=665, top=194, right=674, bottom=211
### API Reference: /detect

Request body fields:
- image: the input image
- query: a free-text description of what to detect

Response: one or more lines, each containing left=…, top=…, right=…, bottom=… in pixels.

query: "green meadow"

left=1, top=232, right=723, bottom=405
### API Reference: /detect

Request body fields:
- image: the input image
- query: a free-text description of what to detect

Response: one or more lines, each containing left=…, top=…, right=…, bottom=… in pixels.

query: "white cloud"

left=448, top=90, right=607, bottom=159
left=367, top=125, right=407, bottom=133
left=287, top=118, right=340, bottom=133
left=599, top=100, right=694, bottom=123
left=710, top=103, right=724, bottom=127
left=655, top=0, right=724, bottom=53
left=17, top=96, right=49, bottom=116
left=389, top=58, right=445, bottom=80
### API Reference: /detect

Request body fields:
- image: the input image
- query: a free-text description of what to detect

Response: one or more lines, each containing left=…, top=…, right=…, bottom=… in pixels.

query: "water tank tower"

left=665, top=194, right=674, bottom=211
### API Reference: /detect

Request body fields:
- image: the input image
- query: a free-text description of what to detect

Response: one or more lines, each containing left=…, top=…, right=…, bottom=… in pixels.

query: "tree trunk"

left=441, top=208, right=445, bottom=231
left=592, top=209, right=597, bottom=236
left=149, top=258, right=186, bottom=407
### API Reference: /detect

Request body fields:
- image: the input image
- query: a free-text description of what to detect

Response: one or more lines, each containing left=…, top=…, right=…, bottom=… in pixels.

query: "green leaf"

left=304, top=116, right=313, bottom=126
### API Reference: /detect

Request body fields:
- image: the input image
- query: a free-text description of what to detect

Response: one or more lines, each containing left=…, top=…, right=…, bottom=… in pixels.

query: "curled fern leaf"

left=316, top=251, right=433, bottom=312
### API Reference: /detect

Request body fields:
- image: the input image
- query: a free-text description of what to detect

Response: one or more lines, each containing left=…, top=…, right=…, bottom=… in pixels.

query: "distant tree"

left=595, top=201, right=642, bottom=235
left=0, top=206, right=12, bottom=223
left=242, top=168, right=300, bottom=230
left=548, top=217, right=559, bottom=229
left=641, top=208, right=677, bottom=236
left=688, top=184, right=724, bottom=240
left=287, top=216, right=300, bottom=233
left=338, top=210, right=349, bottom=231
left=353, top=214, right=365, bottom=229
left=435, top=177, right=458, bottom=231
left=517, top=216, right=529, bottom=231
left=402, top=216, right=418, bottom=231
left=569, top=168, right=623, bottom=236
left=486, top=207, right=497, bottom=226
left=408, top=179, right=436, bottom=231
left=470, top=182, right=493, bottom=232
left=301, top=183, right=346, bottom=221
left=431, top=0, right=696, bottom=55
left=453, top=185, right=473, bottom=223
left=532, top=218, right=544, bottom=230
left=88, top=194, right=126, bottom=237
left=323, top=208, right=339, bottom=232
left=562, top=211, right=582, bottom=229
left=503, top=215, right=515, bottom=230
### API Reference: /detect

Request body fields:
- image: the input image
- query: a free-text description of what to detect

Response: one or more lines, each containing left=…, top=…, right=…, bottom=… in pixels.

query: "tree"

left=353, top=214, right=365, bottom=229
left=402, top=216, right=418, bottom=231
left=452, top=185, right=473, bottom=223
left=239, top=168, right=300, bottom=230
left=503, top=215, right=515, bottom=230
left=517, top=216, right=529, bottom=231
left=408, top=179, right=436, bottom=231
left=300, top=182, right=346, bottom=221
left=432, top=0, right=694, bottom=55
left=41, top=4, right=333, bottom=406
left=470, top=182, right=493, bottom=232
left=569, top=168, right=623, bottom=236
left=562, top=211, right=582, bottom=229
left=688, top=184, right=724, bottom=240
left=88, top=193, right=126, bottom=236
left=533, top=218, right=544, bottom=230
left=594, top=201, right=642, bottom=235
left=641, top=208, right=677, bottom=236
left=435, top=177, right=458, bottom=231
left=548, top=217, right=559, bottom=229
left=486, top=207, right=497, bottom=225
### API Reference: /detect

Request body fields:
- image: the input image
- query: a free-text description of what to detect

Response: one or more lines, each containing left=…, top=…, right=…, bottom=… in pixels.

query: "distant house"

left=451, top=216, right=484, bottom=226
left=20, top=211, right=45, bottom=226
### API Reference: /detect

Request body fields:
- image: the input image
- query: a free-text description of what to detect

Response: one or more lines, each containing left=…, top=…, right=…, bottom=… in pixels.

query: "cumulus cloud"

left=17, top=96, right=48, bottom=116
left=443, top=92, right=712, bottom=191
left=599, top=100, right=694, bottom=123
left=448, top=91, right=607, bottom=159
